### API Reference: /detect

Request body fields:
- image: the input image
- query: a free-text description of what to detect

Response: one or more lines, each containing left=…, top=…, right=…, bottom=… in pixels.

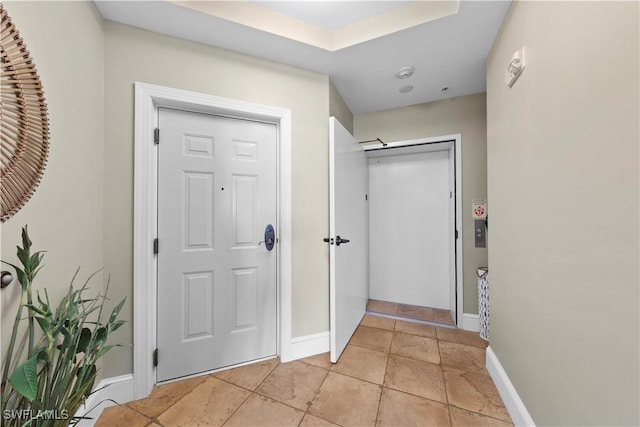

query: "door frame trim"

left=133, top=82, right=292, bottom=399
left=363, top=134, right=463, bottom=326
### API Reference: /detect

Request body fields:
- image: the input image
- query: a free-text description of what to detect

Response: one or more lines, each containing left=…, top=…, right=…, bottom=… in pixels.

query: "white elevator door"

left=157, top=108, right=277, bottom=382
left=368, top=150, right=451, bottom=309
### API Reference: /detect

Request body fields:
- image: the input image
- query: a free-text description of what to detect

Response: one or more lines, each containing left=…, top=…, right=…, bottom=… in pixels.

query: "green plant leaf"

left=32, top=265, right=45, bottom=281
left=17, top=246, right=29, bottom=269
left=59, top=326, right=72, bottom=351
left=21, top=226, right=32, bottom=251
left=12, top=267, right=29, bottom=291
left=37, top=291, right=50, bottom=314
left=75, top=364, right=97, bottom=398
left=110, top=320, right=125, bottom=332
left=94, top=327, right=107, bottom=346
left=50, top=322, right=63, bottom=338
left=77, top=328, right=92, bottom=354
left=1, top=259, right=19, bottom=269
left=0, top=262, right=28, bottom=290
left=108, top=299, right=126, bottom=324
left=36, top=350, right=48, bottom=363
left=35, top=316, right=50, bottom=332
left=24, top=304, right=47, bottom=316
left=97, top=345, right=114, bottom=358
left=28, top=251, right=45, bottom=276
left=9, top=353, right=39, bottom=401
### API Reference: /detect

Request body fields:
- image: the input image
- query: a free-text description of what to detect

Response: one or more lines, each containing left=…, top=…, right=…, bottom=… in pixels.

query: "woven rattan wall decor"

left=0, top=5, right=49, bottom=222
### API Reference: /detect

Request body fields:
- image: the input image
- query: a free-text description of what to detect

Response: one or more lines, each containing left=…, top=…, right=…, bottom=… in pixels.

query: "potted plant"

left=1, top=227, right=125, bottom=426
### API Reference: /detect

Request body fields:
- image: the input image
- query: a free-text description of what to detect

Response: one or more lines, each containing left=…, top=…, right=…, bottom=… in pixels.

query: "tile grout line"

left=329, top=364, right=385, bottom=388
left=213, top=359, right=281, bottom=394
left=380, top=319, right=471, bottom=423
left=438, top=336, right=514, bottom=425
left=331, top=364, right=448, bottom=409
left=219, top=391, right=253, bottom=426
left=247, top=361, right=333, bottom=419
left=109, top=403, right=153, bottom=425
left=298, top=364, right=332, bottom=426
left=436, top=336, right=455, bottom=426
left=294, top=358, right=378, bottom=425
left=362, top=314, right=454, bottom=339
left=374, top=319, right=394, bottom=425
left=125, top=373, right=209, bottom=424
left=157, top=374, right=232, bottom=425
left=347, top=340, right=390, bottom=354
left=341, top=325, right=452, bottom=392
left=375, top=325, right=395, bottom=426
left=447, top=403, right=515, bottom=424
left=219, top=359, right=282, bottom=426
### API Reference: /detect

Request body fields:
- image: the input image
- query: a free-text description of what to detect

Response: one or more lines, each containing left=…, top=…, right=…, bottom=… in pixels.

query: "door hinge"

left=365, top=194, right=368, bottom=201
left=153, top=238, right=159, bottom=255
left=153, top=348, right=158, bottom=367
left=455, top=229, right=459, bottom=239
left=154, top=128, right=160, bottom=145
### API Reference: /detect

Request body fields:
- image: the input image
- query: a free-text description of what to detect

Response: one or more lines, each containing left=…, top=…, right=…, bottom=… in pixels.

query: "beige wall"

left=103, top=22, right=331, bottom=376
left=1, top=0, right=105, bottom=370
left=487, top=2, right=639, bottom=425
left=354, top=93, right=488, bottom=314
left=329, top=80, right=354, bottom=134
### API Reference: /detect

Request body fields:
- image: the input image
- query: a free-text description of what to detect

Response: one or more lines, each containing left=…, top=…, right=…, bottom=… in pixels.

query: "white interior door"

left=157, top=108, right=277, bottom=382
left=329, top=117, right=368, bottom=363
left=368, top=150, right=452, bottom=309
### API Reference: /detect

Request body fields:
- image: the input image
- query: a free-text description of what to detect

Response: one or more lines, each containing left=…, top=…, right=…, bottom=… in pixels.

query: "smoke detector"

left=395, top=66, right=415, bottom=79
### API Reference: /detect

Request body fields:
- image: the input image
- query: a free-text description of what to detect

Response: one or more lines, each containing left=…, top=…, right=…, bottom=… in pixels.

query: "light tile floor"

left=96, top=315, right=512, bottom=426
left=367, top=299, right=456, bottom=326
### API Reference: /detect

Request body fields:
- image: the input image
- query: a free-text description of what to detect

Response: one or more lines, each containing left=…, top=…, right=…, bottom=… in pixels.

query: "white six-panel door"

left=329, top=117, right=368, bottom=363
left=157, top=108, right=277, bottom=381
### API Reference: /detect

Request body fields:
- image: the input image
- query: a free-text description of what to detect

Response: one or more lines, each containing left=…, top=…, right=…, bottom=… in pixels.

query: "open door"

left=328, top=117, right=368, bottom=363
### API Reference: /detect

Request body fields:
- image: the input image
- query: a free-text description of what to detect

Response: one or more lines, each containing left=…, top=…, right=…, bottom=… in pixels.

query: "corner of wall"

left=329, top=79, right=354, bottom=134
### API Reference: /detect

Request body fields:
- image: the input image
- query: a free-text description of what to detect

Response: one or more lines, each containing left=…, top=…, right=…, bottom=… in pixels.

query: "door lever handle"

left=335, top=236, right=350, bottom=246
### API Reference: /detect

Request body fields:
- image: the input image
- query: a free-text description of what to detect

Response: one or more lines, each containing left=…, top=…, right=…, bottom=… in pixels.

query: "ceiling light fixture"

left=395, top=66, right=415, bottom=79
left=399, top=84, right=414, bottom=93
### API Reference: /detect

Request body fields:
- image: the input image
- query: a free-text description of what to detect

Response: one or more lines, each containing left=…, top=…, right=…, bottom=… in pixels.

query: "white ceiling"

left=249, top=1, right=413, bottom=30
left=94, top=0, right=511, bottom=114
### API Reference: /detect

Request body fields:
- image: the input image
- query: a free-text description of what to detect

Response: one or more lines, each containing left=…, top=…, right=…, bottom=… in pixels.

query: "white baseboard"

left=486, top=346, right=536, bottom=427
left=74, top=374, right=134, bottom=426
left=462, top=313, right=480, bottom=332
left=289, top=331, right=330, bottom=360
